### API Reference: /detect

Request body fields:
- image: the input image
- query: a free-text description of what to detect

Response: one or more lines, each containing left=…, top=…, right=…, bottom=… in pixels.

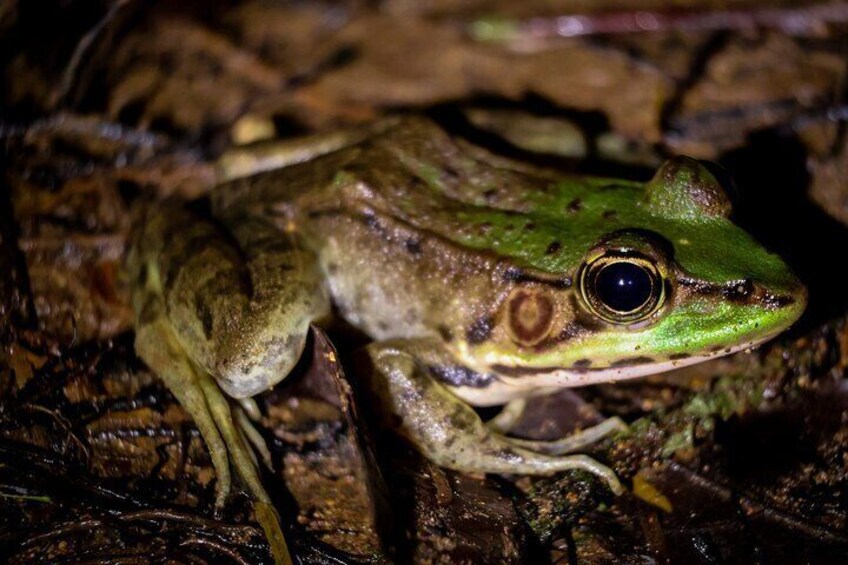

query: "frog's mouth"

left=450, top=338, right=769, bottom=407
left=490, top=337, right=769, bottom=386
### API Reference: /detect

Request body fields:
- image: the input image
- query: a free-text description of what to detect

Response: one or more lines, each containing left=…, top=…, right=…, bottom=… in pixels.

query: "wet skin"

left=127, top=117, right=806, bottom=558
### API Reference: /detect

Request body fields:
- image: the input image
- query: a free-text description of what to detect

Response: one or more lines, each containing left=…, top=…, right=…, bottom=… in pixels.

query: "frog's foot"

left=488, top=399, right=629, bottom=456
left=195, top=372, right=292, bottom=565
left=367, top=341, right=623, bottom=495
left=127, top=203, right=322, bottom=565
left=134, top=321, right=291, bottom=565
left=503, top=417, right=629, bottom=456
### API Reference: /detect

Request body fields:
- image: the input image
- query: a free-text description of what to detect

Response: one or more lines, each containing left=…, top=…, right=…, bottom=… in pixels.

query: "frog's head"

left=457, top=157, right=806, bottom=387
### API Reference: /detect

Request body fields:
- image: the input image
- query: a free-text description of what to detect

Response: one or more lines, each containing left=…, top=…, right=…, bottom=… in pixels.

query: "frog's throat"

left=450, top=338, right=767, bottom=407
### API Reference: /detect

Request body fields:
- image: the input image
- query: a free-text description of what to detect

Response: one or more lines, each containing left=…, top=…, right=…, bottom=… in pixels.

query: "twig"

left=52, top=0, right=134, bottom=109
left=117, top=508, right=262, bottom=538
left=181, top=536, right=254, bottom=565
left=21, top=518, right=106, bottom=547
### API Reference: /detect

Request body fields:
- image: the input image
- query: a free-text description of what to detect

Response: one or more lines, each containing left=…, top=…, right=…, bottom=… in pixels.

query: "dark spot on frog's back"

left=545, top=241, right=561, bottom=255
left=308, top=208, right=343, bottom=220
left=567, top=199, right=582, bottom=213
left=466, top=315, right=494, bottom=344
left=441, top=165, right=460, bottom=183
left=363, top=212, right=380, bottom=231
left=405, top=237, right=423, bottom=255
left=361, top=211, right=391, bottom=238
left=194, top=295, right=215, bottom=339
left=429, top=365, right=494, bottom=388
left=437, top=325, right=453, bottom=342
left=603, top=210, right=618, bottom=220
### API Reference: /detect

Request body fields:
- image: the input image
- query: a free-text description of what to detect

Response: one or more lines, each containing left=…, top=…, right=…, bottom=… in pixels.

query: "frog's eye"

left=579, top=254, right=665, bottom=324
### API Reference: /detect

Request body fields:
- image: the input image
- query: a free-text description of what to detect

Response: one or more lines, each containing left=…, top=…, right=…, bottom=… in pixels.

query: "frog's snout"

left=780, top=276, right=808, bottom=321
left=746, top=273, right=807, bottom=336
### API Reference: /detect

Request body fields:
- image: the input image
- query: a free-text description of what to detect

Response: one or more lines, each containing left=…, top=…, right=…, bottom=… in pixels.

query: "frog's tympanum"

left=127, top=117, right=806, bottom=561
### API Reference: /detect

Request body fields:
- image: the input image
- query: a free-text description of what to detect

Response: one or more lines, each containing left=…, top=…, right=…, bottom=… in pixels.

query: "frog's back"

left=211, top=118, right=647, bottom=343
left=217, top=119, right=639, bottom=266
left=215, top=118, right=641, bottom=339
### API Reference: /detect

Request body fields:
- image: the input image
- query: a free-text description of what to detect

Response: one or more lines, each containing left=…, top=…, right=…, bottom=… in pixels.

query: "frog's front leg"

left=366, top=340, right=623, bottom=494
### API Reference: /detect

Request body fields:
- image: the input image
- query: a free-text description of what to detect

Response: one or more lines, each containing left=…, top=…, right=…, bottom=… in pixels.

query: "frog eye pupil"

left=579, top=255, right=665, bottom=324
left=594, top=262, right=652, bottom=314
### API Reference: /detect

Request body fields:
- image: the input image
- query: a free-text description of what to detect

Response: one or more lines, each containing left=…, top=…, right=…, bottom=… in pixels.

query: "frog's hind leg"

left=215, top=119, right=397, bottom=182
left=131, top=203, right=328, bottom=401
left=207, top=213, right=329, bottom=399
left=135, top=313, right=290, bottom=563
left=367, top=340, right=623, bottom=495
left=128, top=204, right=315, bottom=564
left=488, top=399, right=628, bottom=456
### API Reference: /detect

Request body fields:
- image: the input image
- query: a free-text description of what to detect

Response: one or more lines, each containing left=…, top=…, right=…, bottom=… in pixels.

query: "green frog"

left=127, top=117, right=806, bottom=562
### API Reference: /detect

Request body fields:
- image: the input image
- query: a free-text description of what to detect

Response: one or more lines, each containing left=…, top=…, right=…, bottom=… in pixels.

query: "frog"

left=127, top=116, right=806, bottom=562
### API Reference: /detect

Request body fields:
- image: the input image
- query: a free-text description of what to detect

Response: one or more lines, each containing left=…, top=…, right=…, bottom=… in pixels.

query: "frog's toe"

left=504, top=416, right=629, bottom=456
left=239, top=397, right=264, bottom=422
left=236, top=406, right=274, bottom=470
left=540, top=454, right=624, bottom=495
left=486, top=398, right=527, bottom=434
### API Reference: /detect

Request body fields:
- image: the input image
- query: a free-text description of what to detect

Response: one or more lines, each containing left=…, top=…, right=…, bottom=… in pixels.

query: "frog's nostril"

left=723, top=278, right=754, bottom=302
left=729, top=273, right=809, bottom=310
